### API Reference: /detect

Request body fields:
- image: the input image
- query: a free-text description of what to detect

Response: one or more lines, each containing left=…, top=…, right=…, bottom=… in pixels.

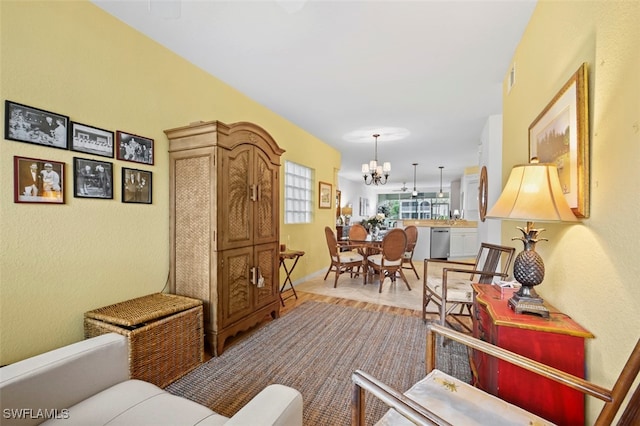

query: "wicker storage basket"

left=84, top=293, right=203, bottom=388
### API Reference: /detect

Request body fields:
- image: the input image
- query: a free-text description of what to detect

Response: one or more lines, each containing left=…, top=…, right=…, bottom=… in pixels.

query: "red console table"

left=472, top=283, right=594, bottom=426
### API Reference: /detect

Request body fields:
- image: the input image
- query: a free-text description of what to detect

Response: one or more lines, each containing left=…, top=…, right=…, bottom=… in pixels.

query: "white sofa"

left=0, top=333, right=303, bottom=426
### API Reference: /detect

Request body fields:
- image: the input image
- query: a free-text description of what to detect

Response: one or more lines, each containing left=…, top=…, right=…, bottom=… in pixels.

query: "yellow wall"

left=0, top=0, right=340, bottom=364
left=502, top=1, right=639, bottom=421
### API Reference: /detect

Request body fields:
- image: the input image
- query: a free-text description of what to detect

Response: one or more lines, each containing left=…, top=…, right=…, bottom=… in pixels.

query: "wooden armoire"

left=164, top=121, right=284, bottom=356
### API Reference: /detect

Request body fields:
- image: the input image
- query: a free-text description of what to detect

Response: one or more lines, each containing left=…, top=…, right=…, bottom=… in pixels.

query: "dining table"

left=340, top=231, right=388, bottom=283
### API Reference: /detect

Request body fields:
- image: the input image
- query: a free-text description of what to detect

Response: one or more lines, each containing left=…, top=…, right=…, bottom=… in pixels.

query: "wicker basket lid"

left=84, top=293, right=202, bottom=327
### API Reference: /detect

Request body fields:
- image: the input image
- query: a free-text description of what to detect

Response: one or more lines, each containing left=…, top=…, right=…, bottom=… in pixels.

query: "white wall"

left=478, top=114, right=504, bottom=246
left=338, top=176, right=378, bottom=222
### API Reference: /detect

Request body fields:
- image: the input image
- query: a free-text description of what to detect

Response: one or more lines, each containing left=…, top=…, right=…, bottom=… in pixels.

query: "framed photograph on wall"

left=359, top=197, right=369, bottom=217
left=70, top=122, right=114, bottom=158
left=14, top=156, right=65, bottom=204
left=5, top=100, right=69, bottom=149
left=73, top=157, right=113, bottom=199
left=529, top=62, right=589, bottom=218
left=319, top=181, right=331, bottom=209
left=116, top=131, right=154, bottom=165
left=122, top=167, right=152, bottom=204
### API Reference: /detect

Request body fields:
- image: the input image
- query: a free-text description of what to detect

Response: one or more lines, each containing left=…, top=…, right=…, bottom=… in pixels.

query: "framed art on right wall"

left=528, top=62, right=589, bottom=218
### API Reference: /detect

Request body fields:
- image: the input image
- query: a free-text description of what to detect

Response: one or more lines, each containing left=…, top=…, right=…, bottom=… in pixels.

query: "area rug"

left=166, top=301, right=471, bottom=425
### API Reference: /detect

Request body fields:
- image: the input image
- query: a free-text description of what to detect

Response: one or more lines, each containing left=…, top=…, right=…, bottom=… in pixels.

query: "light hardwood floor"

left=214, top=262, right=474, bottom=357
left=279, top=289, right=425, bottom=319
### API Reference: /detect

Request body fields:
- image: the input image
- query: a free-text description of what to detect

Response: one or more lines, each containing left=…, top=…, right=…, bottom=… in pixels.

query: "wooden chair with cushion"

left=348, top=223, right=369, bottom=262
left=352, top=324, right=640, bottom=426
left=423, top=242, right=515, bottom=332
left=324, top=226, right=364, bottom=288
left=349, top=223, right=369, bottom=241
left=401, top=225, right=420, bottom=279
left=364, top=228, right=411, bottom=293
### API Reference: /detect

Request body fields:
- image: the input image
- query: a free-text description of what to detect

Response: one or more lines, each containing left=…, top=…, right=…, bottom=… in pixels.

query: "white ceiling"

left=92, top=0, right=536, bottom=192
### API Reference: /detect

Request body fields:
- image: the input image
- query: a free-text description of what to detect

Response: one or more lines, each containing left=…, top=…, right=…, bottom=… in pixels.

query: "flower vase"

left=371, top=225, right=380, bottom=239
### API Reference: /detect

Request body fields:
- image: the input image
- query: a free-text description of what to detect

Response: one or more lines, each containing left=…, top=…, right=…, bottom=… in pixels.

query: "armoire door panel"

left=254, top=149, right=279, bottom=245
left=219, top=246, right=253, bottom=328
left=254, top=243, right=279, bottom=307
left=218, top=145, right=252, bottom=250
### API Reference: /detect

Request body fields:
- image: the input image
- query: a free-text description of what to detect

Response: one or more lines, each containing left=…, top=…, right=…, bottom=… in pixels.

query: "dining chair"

left=364, top=228, right=411, bottom=293
left=423, top=242, right=515, bottom=332
left=323, top=226, right=364, bottom=288
left=401, top=225, right=420, bottom=279
left=348, top=223, right=368, bottom=240
left=347, top=223, right=370, bottom=275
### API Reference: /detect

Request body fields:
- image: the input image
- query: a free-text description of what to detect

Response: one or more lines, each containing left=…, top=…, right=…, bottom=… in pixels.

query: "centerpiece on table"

left=366, top=213, right=386, bottom=238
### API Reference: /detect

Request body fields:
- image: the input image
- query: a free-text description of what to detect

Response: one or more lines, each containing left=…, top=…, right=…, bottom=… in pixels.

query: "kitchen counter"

left=400, top=219, right=477, bottom=228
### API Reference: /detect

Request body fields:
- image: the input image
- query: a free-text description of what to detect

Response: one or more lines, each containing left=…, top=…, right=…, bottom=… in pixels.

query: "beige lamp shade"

left=342, top=205, right=353, bottom=216
left=486, top=163, right=578, bottom=223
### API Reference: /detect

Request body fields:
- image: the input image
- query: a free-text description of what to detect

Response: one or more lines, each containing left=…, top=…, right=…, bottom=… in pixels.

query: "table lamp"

left=486, top=161, right=578, bottom=317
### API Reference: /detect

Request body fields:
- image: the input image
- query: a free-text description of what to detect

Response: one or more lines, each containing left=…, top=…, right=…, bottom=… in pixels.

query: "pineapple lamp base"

left=508, top=285, right=549, bottom=318
left=509, top=222, right=550, bottom=318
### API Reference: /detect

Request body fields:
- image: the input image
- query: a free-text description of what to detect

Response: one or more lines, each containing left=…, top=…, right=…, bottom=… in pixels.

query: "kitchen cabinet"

left=449, top=227, right=477, bottom=258
left=472, top=284, right=593, bottom=425
left=165, top=121, right=284, bottom=356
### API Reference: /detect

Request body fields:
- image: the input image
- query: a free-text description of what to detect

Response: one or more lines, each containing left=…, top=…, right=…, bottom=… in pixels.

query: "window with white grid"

left=284, top=161, right=313, bottom=224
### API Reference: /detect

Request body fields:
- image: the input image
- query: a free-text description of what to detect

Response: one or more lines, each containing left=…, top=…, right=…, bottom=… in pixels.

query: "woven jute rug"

left=166, top=301, right=471, bottom=425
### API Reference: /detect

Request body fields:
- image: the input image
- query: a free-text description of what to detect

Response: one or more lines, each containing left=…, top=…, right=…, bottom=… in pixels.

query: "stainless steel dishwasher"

left=430, top=227, right=450, bottom=259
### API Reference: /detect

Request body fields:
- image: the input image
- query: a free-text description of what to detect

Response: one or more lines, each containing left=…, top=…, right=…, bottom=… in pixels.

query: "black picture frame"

left=73, top=157, right=113, bottom=199
left=13, top=156, right=65, bottom=204
left=5, top=100, right=69, bottom=149
left=70, top=121, right=114, bottom=158
left=122, top=167, right=152, bottom=204
left=117, top=131, right=154, bottom=165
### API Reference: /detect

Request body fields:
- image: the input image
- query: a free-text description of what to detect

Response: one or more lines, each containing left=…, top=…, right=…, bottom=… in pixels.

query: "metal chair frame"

left=352, top=325, right=640, bottom=426
left=423, top=242, right=515, bottom=332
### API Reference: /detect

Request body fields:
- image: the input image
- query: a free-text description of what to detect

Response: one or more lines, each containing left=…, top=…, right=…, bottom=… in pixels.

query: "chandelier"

left=362, top=134, right=391, bottom=185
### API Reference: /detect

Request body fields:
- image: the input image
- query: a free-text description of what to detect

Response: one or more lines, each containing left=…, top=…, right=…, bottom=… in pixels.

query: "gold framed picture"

left=529, top=62, right=589, bottom=218
left=319, top=181, right=331, bottom=209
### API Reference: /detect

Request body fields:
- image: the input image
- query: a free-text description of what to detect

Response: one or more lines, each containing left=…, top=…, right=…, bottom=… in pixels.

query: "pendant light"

left=437, top=166, right=444, bottom=198
left=411, top=163, right=418, bottom=197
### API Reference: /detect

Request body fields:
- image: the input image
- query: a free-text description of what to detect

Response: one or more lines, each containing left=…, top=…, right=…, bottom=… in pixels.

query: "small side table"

left=472, top=283, right=593, bottom=425
left=279, top=249, right=305, bottom=306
